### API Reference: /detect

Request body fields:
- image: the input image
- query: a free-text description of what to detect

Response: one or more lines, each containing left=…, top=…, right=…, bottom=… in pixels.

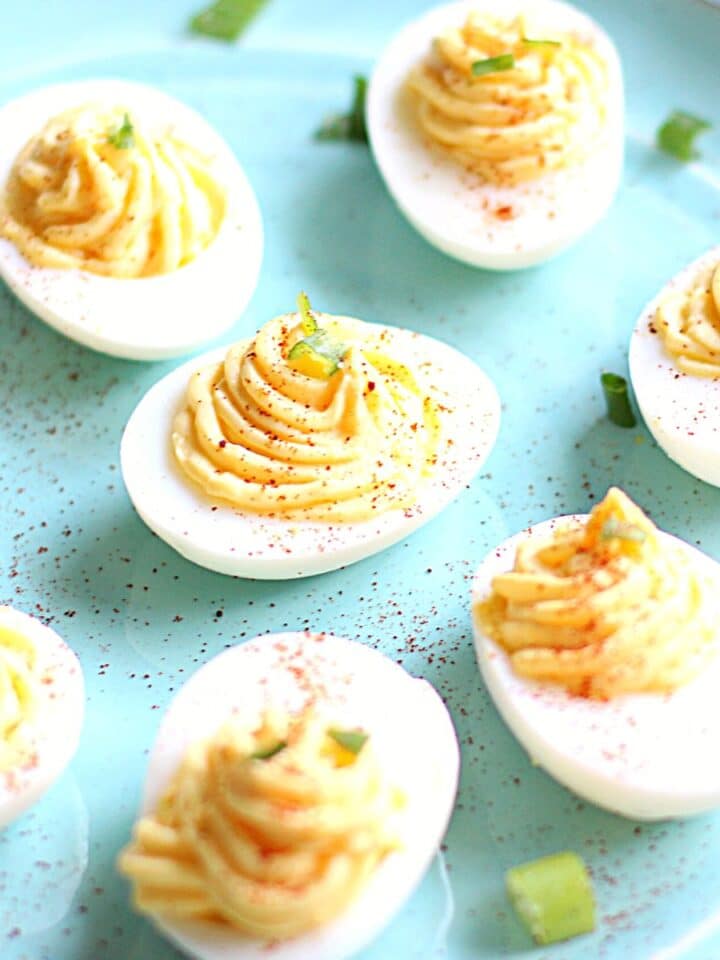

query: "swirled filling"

left=476, top=488, right=717, bottom=699
left=0, top=624, right=40, bottom=772
left=407, top=12, right=608, bottom=185
left=118, top=711, right=401, bottom=939
left=0, top=104, right=226, bottom=277
left=172, top=311, right=443, bottom=522
left=655, top=259, right=720, bottom=377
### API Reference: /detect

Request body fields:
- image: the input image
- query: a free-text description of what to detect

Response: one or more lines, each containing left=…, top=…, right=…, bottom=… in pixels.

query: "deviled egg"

left=471, top=488, right=720, bottom=820
left=0, top=605, right=84, bottom=828
left=630, top=245, right=720, bottom=486
left=367, top=0, right=624, bottom=269
left=118, top=630, right=460, bottom=960
left=0, top=79, right=263, bottom=360
left=121, top=297, right=500, bottom=578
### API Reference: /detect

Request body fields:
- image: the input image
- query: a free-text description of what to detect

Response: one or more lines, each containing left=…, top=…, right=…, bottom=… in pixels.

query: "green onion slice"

left=656, top=110, right=711, bottom=162
left=522, top=37, right=561, bottom=47
left=315, top=75, right=368, bottom=143
left=297, top=291, right=318, bottom=335
left=471, top=54, right=515, bottom=77
left=327, top=728, right=368, bottom=754
left=600, top=517, right=647, bottom=544
left=506, top=851, right=596, bottom=945
left=250, top=740, right=286, bottom=760
left=189, top=0, right=269, bottom=42
left=600, top=372, right=636, bottom=428
left=107, top=113, right=135, bottom=150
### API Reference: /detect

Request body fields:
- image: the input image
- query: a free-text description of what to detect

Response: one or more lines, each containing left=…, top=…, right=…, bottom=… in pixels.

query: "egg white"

left=367, top=0, right=624, bottom=270
left=471, top=517, right=720, bottom=820
left=0, top=79, right=263, bottom=361
left=0, top=606, right=85, bottom=829
left=120, top=321, right=501, bottom=579
left=629, top=245, right=720, bottom=487
left=133, top=630, right=460, bottom=960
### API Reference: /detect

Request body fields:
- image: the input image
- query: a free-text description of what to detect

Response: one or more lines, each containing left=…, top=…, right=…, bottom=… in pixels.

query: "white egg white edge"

left=367, top=0, right=624, bottom=270
left=130, top=630, right=460, bottom=960
left=0, top=79, right=264, bottom=361
left=629, top=244, right=720, bottom=488
left=0, top=606, right=85, bottom=829
left=120, top=320, right=501, bottom=579
left=471, top=516, right=720, bottom=820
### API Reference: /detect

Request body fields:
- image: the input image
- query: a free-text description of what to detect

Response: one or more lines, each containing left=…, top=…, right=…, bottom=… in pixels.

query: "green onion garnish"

left=287, top=293, right=349, bottom=378
left=600, top=372, right=636, bottom=428
left=327, top=729, right=368, bottom=755
left=600, top=517, right=647, bottom=544
left=471, top=54, right=515, bottom=77
left=656, top=110, right=711, bottom=162
left=315, top=75, right=368, bottom=143
left=522, top=37, right=561, bottom=47
left=297, top=291, right=317, bottom=336
left=250, top=740, right=286, bottom=760
left=189, top=0, right=269, bottom=42
left=506, top=851, right=596, bottom=945
left=107, top=114, right=135, bottom=150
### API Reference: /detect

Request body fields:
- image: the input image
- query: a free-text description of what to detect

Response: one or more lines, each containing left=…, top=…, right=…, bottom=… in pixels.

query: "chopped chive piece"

left=250, top=740, right=286, bottom=760
left=297, top=291, right=318, bottom=336
left=189, top=0, right=269, bottom=41
left=287, top=340, right=341, bottom=378
left=522, top=37, right=561, bottom=47
left=600, top=517, right=647, bottom=544
left=107, top=113, right=135, bottom=150
left=506, top=851, right=596, bottom=945
left=600, top=372, right=636, bottom=428
left=471, top=53, right=515, bottom=77
left=315, top=75, right=368, bottom=143
left=656, top=110, right=711, bottom=162
left=327, top=728, right=368, bottom=755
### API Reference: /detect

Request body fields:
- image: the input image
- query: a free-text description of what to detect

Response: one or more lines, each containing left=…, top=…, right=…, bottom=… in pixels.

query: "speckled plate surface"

left=1, top=2, right=720, bottom=959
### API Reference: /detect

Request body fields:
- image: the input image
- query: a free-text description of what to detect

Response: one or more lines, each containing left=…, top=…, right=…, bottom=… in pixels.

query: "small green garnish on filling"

left=600, top=372, right=636, bottom=428
left=506, top=851, right=596, bottom=946
left=250, top=740, right=287, bottom=760
left=600, top=516, right=647, bottom=544
left=297, top=290, right=318, bottom=336
left=107, top=113, right=135, bottom=150
left=522, top=37, right=561, bottom=47
left=315, top=75, right=368, bottom=143
left=471, top=53, right=516, bottom=77
left=656, top=110, right=711, bottom=162
left=327, top=728, right=369, bottom=755
left=287, top=293, right=349, bottom=378
left=189, top=0, right=269, bottom=42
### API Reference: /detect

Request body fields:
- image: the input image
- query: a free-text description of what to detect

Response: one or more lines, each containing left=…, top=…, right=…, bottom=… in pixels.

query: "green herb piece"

left=250, top=740, right=286, bottom=760
left=327, top=728, right=369, bottom=755
left=600, top=517, right=647, bottom=544
left=107, top=113, right=135, bottom=150
left=600, top=372, right=636, bottom=428
left=287, top=293, right=349, bottom=378
left=471, top=53, right=516, bottom=77
left=297, top=291, right=317, bottom=336
left=656, top=110, right=711, bottom=162
left=189, top=0, right=269, bottom=42
left=315, top=75, right=368, bottom=143
left=506, top=851, right=596, bottom=946
left=522, top=37, right=561, bottom=47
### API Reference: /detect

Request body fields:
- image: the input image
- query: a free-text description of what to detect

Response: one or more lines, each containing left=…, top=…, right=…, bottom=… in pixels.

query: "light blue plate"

left=1, top=1, right=719, bottom=958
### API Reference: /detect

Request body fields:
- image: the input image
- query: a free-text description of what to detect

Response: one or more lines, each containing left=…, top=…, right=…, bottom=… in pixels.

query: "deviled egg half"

left=0, top=79, right=263, bottom=360
left=0, top=605, right=84, bottom=828
left=121, top=296, right=500, bottom=578
left=367, top=0, right=624, bottom=269
left=118, top=631, right=460, bottom=960
left=630, top=245, right=720, bottom=486
left=471, top=488, right=720, bottom=820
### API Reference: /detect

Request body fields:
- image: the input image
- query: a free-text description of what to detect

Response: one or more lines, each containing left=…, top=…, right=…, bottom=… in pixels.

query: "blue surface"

left=1, top=1, right=720, bottom=958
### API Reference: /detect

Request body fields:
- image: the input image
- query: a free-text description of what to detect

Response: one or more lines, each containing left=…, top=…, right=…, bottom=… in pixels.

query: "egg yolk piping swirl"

left=0, top=104, right=225, bottom=277
left=476, top=488, right=717, bottom=699
left=407, top=12, right=608, bottom=185
left=118, top=711, right=402, bottom=939
left=655, top=259, right=720, bottom=377
left=0, top=624, right=40, bottom=772
left=172, top=310, right=443, bottom=522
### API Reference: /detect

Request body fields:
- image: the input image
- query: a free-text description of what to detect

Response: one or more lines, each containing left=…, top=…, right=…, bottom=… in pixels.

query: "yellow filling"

left=118, top=711, right=402, bottom=939
left=407, top=12, right=609, bottom=185
left=655, top=260, right=720, bottom=377
left=0, top=104, right=226, bottom=277
left=475, top=488, right=717, bottom=699
left=172, top=312, right=444, bottom=522
left=0, top=624, right=40, bottom=772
